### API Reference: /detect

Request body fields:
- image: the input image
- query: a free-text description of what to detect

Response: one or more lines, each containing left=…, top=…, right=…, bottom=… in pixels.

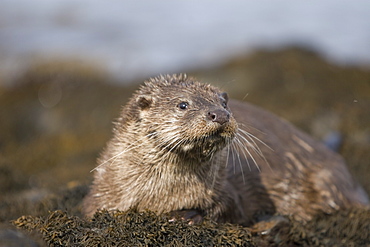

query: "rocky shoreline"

left=1, top=47, right=369, bottom=246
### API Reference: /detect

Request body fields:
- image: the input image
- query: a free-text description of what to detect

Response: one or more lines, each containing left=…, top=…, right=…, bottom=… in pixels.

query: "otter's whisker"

left=229, top=139, right=237, bottom=175
left=154, top=130, right=184, bottom=152
left=230, top=141, right=246, bottom=184
left=236, top=132, right=264, bottom=160
left=142, top=135, right=180, bottom=162
left=237, top=129, right=271, bottom=169
left=238, top=128, right=273, bottom=151
left=232, top=139, right=250, bottom=171
left=234, top=135, right=261, bottom=172
left=209, top=152, right=217, bottom=189
left=169, top=138, right=186, bottom=153
left=225, top=139, right=231, bottom=169
left=91, top=132, right=156, bottom=172
left=239, top=133, right=264, bottom=157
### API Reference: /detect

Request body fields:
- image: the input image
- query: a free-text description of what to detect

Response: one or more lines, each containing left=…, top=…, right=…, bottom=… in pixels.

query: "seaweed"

left=14, top=209, right=254, bottom=247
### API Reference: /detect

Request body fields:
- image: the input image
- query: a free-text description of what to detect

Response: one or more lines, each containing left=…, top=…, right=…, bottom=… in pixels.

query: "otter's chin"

left=176, top=134, right=232, bottom=161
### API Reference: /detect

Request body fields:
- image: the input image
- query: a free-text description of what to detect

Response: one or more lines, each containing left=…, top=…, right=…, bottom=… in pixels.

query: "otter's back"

left=227, top=99, right=369, bottom=221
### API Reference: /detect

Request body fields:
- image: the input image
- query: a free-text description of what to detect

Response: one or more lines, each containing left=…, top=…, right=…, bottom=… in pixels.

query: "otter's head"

left=125, top=74, right=237, bottom=161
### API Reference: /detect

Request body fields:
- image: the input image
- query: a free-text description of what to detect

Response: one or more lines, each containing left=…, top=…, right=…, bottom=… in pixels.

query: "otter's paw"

left=168, top=209, right=203, bottom=225
left=251, top=215, right=289, bottom=235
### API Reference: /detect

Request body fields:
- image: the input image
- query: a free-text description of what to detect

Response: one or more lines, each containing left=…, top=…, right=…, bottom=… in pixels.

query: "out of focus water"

left=1, top=0, right=370, bottom=83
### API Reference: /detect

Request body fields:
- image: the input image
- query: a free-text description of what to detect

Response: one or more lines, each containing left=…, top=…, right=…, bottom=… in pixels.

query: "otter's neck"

left=119, top=128, right=230, bottom=192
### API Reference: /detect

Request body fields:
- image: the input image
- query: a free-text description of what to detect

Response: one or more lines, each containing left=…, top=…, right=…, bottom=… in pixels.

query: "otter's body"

left=83, top=74, right=368, bottom=226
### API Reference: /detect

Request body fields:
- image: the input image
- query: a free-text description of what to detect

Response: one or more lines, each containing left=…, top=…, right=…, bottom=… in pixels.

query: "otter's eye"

left=178, top=102, right=189, bottom=110
left=222, top=101, right=227, bottom=108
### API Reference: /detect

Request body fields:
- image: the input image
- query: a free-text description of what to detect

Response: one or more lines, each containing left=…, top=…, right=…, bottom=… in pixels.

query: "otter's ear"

left=136, top=95, right=153, bottom=110
left=220, top=92, right=229, bottom=102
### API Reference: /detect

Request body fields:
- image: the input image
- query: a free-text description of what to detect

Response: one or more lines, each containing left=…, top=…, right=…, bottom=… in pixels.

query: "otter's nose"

left=207, top=109, right=230, bottom=125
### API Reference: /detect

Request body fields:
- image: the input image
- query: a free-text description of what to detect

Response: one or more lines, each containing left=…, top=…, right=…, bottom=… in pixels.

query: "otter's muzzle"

left=207, top=109, right=230, bottom=125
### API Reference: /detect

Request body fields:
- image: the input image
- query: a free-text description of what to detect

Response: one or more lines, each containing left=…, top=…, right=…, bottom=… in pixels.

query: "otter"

left=83, top=74, right=368, bottom=226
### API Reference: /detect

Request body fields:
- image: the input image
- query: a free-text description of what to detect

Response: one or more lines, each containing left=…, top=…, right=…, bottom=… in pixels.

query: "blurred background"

left=0, top=1, right=370, bottom=245
left=1, top=0, right=370, bottom=84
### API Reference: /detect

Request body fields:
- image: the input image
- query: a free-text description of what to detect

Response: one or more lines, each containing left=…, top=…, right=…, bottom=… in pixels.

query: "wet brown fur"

left=83, top=74, right=368, bottom=226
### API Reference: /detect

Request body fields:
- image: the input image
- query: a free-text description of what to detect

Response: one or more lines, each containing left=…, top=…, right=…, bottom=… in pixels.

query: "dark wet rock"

left=0, top=223, right=45, bottom=247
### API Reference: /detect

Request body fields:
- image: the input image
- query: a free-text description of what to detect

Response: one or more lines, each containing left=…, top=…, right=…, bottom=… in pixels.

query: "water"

left=1, top=0, right=370, bottom=83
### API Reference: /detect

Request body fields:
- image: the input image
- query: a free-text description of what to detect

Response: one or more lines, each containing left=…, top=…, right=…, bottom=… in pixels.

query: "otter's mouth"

left=154, top=121, right=237, bottom=161
left=202, top=130, right=230, bottom=144
left=177, top=129, right=235, bottom=160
